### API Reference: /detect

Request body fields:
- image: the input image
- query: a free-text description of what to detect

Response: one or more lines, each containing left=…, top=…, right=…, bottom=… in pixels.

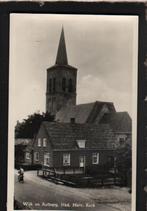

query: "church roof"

left=41, top=121, right=116, bottom=150
left=47, top=63, right=77, bottom=71
left=47, top=27, right=77, bottom=71
left=55, top=101, right=115, bottom=123
left=100, top=112, right=132, bottom=133
left=56, top=27, right=68, bottom=65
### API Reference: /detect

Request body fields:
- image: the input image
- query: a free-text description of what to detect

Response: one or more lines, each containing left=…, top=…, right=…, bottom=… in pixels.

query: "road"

left=14, top=170, right=124, bottom=210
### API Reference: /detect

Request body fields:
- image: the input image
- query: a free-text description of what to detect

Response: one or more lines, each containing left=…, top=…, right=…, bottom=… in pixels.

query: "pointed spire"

left=55, top=27, right=68, bottom=65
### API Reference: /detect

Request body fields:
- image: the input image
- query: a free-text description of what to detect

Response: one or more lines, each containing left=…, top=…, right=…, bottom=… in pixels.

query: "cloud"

left=10, top=14, right=137, bottom=122
left=77, top=74, right=132, bottom=116
left=12, top=82, right=45, bottom=122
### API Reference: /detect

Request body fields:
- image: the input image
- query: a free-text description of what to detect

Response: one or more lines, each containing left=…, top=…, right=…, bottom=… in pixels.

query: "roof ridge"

left=76, top=101, right=114, bottom=106
left=57, top=101, right=114, bottom=109
left=86, top=101, right=98, bottom=123
left=76, top=102, right=96, bottom=106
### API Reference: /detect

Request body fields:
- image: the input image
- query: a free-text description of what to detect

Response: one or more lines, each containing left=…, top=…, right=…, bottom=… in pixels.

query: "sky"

left=9, top=14, right=138, bottom=123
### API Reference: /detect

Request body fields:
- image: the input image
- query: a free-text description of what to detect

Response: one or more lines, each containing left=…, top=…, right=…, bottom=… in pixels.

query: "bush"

left=15, top=163, right=41, bottom=171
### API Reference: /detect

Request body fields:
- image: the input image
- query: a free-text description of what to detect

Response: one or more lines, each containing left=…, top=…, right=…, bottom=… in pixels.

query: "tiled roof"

left=15, top=139, right=33, bottom=146
left=47, top=28, right=77, bottom=71
left=42, top=121, right=116, bottom=150
left=100, top=112, right=132, bottom=133
left=55, top=27, right=68, bottom=65
left=55, top=101, right=115, bottom=123
left=56, top=102, right=95, bottom=123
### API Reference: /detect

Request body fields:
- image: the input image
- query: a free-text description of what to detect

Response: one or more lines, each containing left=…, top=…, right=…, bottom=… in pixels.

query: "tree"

left=15, top=112, right=54, bottom=138
left=115, top=144, right=132, bottom=186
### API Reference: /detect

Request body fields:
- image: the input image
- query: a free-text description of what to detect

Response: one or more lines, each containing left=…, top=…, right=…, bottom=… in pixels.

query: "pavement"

left=14, top=170, right=131, bottom=211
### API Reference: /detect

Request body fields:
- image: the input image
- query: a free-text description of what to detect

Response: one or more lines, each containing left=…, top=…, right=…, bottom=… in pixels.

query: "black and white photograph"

left=8, top=14, right=138, bottom=211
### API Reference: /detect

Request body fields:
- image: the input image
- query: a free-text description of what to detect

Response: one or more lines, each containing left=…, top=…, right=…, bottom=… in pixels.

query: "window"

left=119, top=137, right=125, bottom=145
left=49, top=78, right=52, bottom=93
left=26, top=152, right=31, bottom=160
left=63, top=153, right=70, bottom=166
left=53, top=78, right=56, bottom=92
left=34, top=152, right=39, bottom=161
left=92, top=152, right=99, bottom=164
left=68, top=78, right=73, bottom=92
left=117, top=135, right=126, bottom=146
left=76, top=140, right=86, bottom=148
left=62, top=78, right=66, bottom=91
left=44, top=153, right=50, bottom=166
left=79, top=156, right=85, bottom=167
left=43, top=138, right=47, bottom=147
left=38, top=138, right=41, bottom=147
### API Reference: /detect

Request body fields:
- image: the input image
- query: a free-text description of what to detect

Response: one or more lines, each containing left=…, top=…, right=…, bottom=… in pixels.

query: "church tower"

left=46, top=28, right=77, bottom=115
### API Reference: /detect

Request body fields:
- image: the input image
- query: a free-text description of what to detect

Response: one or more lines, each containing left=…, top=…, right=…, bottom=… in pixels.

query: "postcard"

left=7, top=13, right=138, bottom=211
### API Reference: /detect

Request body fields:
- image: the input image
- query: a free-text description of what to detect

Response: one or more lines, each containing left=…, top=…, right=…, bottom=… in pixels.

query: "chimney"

left=70, top=118, right=75, bottom=124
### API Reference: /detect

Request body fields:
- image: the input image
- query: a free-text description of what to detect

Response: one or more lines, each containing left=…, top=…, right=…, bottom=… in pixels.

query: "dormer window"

left=43, top=138, right=47, bottom=147
left=76, top=140, right=86, bottom=148
left=38, top=138, right=41, bottom=147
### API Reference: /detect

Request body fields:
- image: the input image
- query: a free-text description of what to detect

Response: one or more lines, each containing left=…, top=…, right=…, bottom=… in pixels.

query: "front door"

left=79, top=156, right=85, bottom=168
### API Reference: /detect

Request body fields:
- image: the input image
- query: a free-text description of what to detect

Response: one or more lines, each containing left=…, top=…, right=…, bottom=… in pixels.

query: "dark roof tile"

left=100, top=112, right=131, bottom=133
left=55, top=101, right=115, bottom=123
left=42, top=121, right=116, bottom=150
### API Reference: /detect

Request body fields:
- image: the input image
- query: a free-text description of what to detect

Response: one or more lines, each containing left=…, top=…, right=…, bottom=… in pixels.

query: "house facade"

left=15, top=139, right=34, bottom=167
left=33, top=121, right=117, bottom=174
left=100, top=112, right=132, bottom=148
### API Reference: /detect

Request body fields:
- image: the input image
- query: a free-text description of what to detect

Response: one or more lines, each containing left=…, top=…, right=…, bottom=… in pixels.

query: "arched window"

left=62, top=78, right=66, bottom=92
left=68, top=78, right=73, bottom=92
left=49, top=78, right=52, bottom=93
left=53, top=78, right=56, bottom=92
